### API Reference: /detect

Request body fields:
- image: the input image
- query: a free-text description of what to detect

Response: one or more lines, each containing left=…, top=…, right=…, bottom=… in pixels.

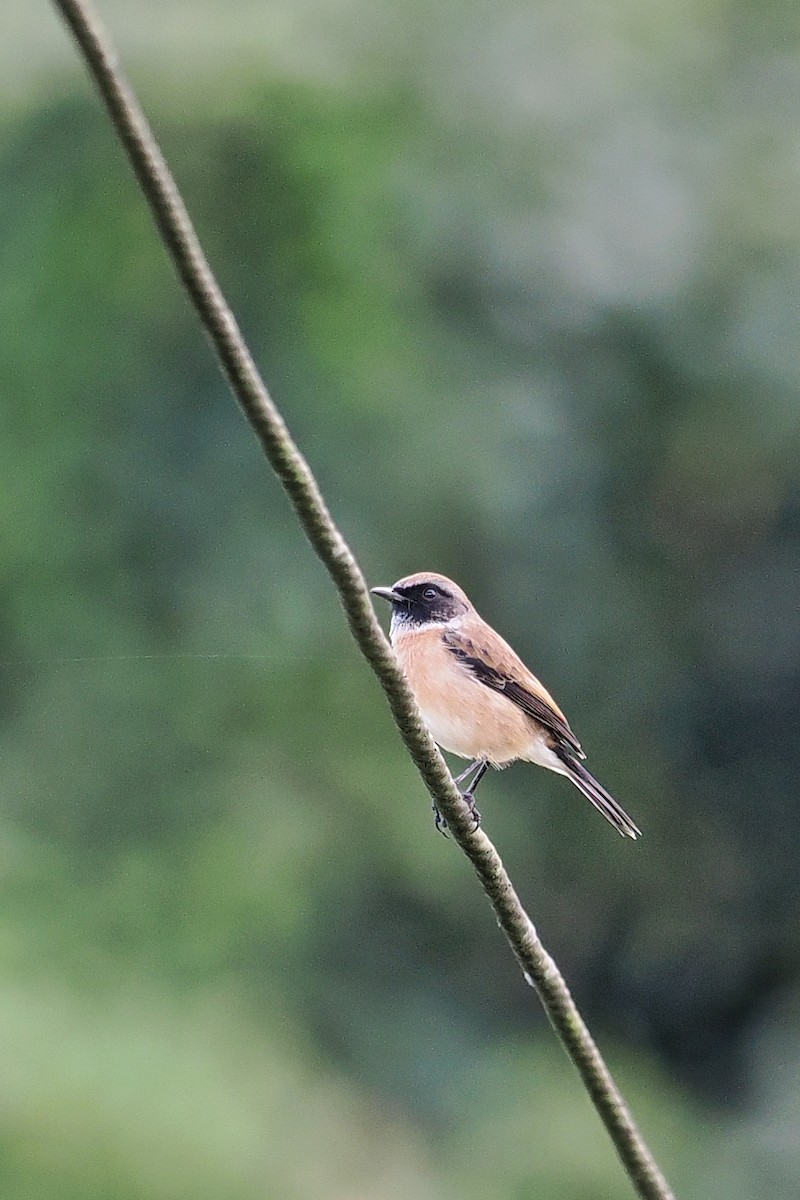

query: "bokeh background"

left=2, top=1, right=800, bottom=1196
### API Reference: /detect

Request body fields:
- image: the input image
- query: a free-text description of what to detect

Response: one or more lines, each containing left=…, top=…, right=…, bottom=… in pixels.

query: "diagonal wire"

left=50, top=2, right=676, bottom=1196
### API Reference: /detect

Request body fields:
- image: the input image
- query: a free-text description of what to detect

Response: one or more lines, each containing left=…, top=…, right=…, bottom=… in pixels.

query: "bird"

left=371, top=572, right=640, bottom=839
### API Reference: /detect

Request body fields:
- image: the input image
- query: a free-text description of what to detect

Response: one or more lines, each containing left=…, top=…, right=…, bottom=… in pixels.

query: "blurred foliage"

left=1, top=0, right=799, bottom=1196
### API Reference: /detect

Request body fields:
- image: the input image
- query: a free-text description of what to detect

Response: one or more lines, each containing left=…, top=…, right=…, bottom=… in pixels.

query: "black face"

left=389, top=580, right=467, bottom=625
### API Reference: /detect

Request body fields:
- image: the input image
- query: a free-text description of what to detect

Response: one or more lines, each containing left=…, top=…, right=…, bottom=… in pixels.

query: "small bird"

left=371, top=572, right=640, bottom=839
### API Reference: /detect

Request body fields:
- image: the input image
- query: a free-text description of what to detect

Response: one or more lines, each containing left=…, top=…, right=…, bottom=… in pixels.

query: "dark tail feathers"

left=555, top=750, right=641, bottom=840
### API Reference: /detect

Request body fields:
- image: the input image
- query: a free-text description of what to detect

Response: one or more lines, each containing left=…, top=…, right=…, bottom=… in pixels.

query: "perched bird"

left=371, top=572, right=640, bottom=839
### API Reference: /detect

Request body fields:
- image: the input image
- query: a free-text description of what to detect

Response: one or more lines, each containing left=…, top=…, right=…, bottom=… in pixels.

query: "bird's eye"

left=423, top=587, right=438, bottom=600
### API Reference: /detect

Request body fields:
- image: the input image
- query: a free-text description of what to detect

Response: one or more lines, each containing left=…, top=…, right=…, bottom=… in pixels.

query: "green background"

left=1, top=1, right=799, bottom=1196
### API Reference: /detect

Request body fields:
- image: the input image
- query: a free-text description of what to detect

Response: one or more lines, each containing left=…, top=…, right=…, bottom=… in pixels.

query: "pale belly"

left=419, top=699, right=562, bottom=771
left=394, top=624, right=566, bottom=771
left=417, top=702, right=493, bottom=761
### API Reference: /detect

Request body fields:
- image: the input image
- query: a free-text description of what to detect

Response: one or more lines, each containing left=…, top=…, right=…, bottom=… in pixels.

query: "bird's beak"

left=371, top=586, right=404, bottom=604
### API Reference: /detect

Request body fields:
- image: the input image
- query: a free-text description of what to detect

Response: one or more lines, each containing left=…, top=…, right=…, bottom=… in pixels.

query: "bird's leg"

left=435, top=760, right=478, bottom=834
left=453, top=759, right=483, bottom=788
left=433, top=761, right=489, bottom=835
left=459, top=759, right=488, bottom=831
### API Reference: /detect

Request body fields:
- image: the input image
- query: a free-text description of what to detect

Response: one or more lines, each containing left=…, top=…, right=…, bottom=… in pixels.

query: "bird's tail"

left=555, top=750, right=641, bottom=840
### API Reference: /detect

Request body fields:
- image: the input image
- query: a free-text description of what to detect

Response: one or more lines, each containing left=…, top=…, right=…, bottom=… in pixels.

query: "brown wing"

left=443, top=630, right=585, bottom=759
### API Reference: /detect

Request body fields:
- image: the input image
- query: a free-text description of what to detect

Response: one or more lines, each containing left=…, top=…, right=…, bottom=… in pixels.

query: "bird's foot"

left=432, top=794, right=481, bottom=835
left=461, top=790, right=482, bottom=831
left=432, top=802, right=449, bottom=837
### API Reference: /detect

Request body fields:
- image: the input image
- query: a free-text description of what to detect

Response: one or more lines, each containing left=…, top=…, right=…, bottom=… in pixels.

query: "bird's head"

left=371, top=572, right=471, bottom=628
